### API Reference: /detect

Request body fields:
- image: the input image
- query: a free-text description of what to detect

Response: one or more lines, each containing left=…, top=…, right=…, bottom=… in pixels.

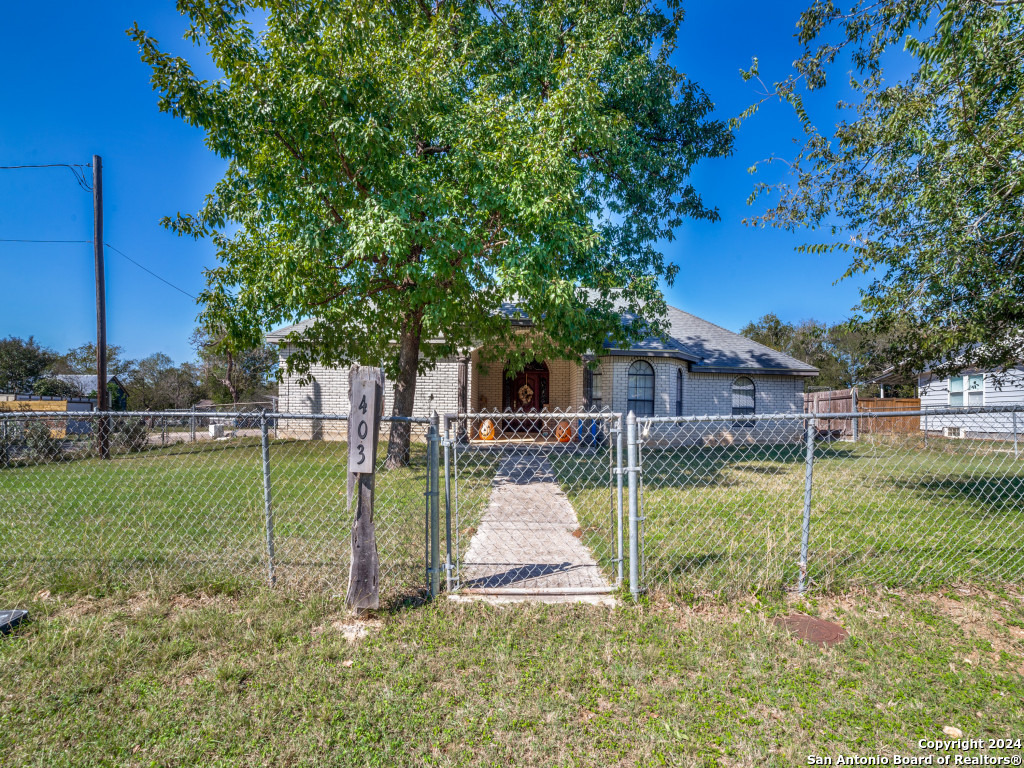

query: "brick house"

left=266, top=305, right=817, bottom=440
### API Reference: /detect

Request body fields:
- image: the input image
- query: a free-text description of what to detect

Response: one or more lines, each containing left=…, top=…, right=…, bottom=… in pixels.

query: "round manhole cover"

left=773, top=614, right=848, bottom=647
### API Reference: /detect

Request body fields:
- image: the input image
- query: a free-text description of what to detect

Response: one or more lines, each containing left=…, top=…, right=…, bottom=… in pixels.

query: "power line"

left=104, top=242, right=198, bottom=300
left=0, top=238, right=91, bottom=243
left=0, top=237, right=198, bottom=300
left=0, top=162, right=93, bottom=190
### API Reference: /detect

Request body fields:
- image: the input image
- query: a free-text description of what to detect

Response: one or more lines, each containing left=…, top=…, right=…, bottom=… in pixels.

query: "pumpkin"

left=554, top=420, right=573, bottom=442
left=478, top=418, right=496, bottom=440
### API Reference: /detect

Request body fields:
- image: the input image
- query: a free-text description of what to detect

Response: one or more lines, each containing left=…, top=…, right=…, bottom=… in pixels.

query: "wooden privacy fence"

left=857, top=397, right=921, bottom=435
left=803, top=391, right=923, bottom=437
left=804, top=388, right=857, bottom=437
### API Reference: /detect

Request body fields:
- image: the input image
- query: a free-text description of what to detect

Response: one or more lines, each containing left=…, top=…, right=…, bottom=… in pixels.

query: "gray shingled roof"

left=266, top=303, right=818, bottom=376
left=613, top=306, right=819, bottom=375
left=52, top=374, right=124, bottom=394
left=265, top=318, right=317, bottom=343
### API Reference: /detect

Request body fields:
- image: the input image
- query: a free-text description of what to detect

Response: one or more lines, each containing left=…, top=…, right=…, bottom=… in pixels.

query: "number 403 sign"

left=348, top=373, right=381, bottom=474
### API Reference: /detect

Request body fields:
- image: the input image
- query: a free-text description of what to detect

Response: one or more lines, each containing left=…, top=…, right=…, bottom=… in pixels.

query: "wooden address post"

left=346, top=365, right=385, bottom=612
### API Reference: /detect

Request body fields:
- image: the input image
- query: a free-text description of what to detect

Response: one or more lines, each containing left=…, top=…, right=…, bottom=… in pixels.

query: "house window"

left=949, top=373, right=984, bottom=407
left=676, top=368, right=683, bottom=417
left=732, top=376, right=755, bottom=425
left=627, top=360, right=655, bottom=416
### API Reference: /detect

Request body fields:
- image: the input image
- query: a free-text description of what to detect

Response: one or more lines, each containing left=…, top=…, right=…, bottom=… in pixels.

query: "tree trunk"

left=221, top=350, right=239, bottom=405
left=385, top=309, right=423, bottom=468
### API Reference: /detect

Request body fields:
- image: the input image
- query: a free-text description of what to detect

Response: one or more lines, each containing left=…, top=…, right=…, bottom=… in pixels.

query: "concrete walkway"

left=460, top=449, right=613, bottom=595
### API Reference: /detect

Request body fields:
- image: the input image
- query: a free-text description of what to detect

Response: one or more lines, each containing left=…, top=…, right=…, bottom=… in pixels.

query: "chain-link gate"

left=443, top=410, right=623, bottom=595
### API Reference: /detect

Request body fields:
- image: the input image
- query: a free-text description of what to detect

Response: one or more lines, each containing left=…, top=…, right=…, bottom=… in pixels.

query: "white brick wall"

left=598, top=355, right=803, bottom=418
left=276, top=343, right=806, bottom=443
left=276, top=346, right=468, bottom=439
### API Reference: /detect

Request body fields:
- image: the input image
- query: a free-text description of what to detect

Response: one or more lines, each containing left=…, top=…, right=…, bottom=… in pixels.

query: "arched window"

left=676, top=368, right=684, bottom=417
left=627, top=360, right=655, bottom=416
left=732, top=376, right=755, bottom=425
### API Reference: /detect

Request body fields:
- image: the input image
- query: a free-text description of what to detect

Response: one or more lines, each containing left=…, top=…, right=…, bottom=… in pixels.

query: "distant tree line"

left=0, top=332, right=277, bottom=410
left=739, top=314, right=915, bottom=397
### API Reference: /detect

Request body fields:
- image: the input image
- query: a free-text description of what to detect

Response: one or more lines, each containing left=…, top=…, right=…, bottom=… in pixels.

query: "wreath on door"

left=518, top=383, right=534, bottom=407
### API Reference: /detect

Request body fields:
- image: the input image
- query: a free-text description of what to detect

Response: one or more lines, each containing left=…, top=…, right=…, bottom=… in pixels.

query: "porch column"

left=457, top=355, right=470, bottom=438
left=581, top=353, right=595, bottom=409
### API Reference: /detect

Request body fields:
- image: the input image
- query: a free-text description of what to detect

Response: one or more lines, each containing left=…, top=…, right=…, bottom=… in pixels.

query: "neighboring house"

left=872, top=366, right=1024, bottom=439
left=266, top=304, right=818, bottom=442
left=919, top=368, right=1024, bottom=439
left=52, top=374, right=129, bottom=410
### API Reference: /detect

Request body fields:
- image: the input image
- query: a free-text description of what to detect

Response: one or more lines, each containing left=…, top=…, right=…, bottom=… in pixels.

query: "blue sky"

left=0, top=2, right=869, bottom=365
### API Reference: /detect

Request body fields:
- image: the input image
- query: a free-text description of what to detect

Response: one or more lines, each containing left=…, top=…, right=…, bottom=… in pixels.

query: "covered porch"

left=468, top=350, right=588, bottom=414
left=454, top=349, right=604, bottom=443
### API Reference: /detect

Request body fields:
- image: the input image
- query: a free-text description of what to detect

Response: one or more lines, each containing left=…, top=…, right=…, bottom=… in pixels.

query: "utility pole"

left=93, top=154, right=109, bottom=459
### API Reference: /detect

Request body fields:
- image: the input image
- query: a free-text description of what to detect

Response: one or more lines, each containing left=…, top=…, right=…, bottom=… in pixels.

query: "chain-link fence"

left=445, top=409, right=622, bottom=594
left=637, top=406, right=1024, bottom=595
left=5, top=404, right=1023, bottom=601
left=0, top=410, right=431, bottom=599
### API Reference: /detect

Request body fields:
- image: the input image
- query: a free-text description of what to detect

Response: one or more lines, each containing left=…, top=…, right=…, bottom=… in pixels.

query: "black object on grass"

left=0, top=610, right=29, bottom=635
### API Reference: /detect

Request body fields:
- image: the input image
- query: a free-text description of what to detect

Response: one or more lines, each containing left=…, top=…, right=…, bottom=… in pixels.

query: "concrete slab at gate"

left=457, top=449, right=614, bottom=599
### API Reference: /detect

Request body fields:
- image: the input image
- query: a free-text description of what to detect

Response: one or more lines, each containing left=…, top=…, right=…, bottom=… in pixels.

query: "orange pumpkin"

left=555, top=420, right=573, bottom=442
left=478, top=418, right=496, bottom=440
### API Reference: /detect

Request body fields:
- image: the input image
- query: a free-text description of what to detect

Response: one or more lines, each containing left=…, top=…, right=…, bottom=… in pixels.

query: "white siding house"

left=918, top=367, right=1024, bottom=438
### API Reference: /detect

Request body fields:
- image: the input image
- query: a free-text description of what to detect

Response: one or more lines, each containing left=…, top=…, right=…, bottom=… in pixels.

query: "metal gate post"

left=260, top=410, right=276, bottom=587
left=616, top=414, right=625, bottom=587
left=190, top=404, right=196, bottom=443
left=798, top=416, right=816, bottom=594
left=427, top=412, right=441, bottom=598
left=443, top=415, right=453, bottom=592
left=626, top=411, right=640, bottom=599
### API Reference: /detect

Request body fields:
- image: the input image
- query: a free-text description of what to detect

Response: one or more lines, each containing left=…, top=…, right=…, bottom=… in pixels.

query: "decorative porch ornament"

left=555, top=420, right=573, bottom=443
left=518, top=383, right=534, bottom=408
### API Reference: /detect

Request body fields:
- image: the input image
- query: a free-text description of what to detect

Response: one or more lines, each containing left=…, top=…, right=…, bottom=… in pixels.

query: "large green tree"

left=743, top=0, right=1024, bottom=380
left=51, top=342, right=135, bottom=376
left=132, top=0, right=731, bottom=464
left=0, top=336, right=56, bottom=394
left=740, top=313, right=895, bottom=391
left=125, top=353, right=202, bottom=410
left=191, top=327, right=277, bottom=405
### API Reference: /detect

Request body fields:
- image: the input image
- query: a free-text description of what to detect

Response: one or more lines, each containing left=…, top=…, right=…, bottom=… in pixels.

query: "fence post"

left=443, top=416, right=453, bottom=592
left=626, top=411, right=641, bottom=600
left=428, top=412, right=441, bottom=598
left=851, top=388, right=859, bottom=443
left=616, top=414, right=625, bottom=587
left=190, top=404, right=196, bottom=443
left=161, top=414, right=166, bottom=446
left=1014, top=410, right=1019, bottom=460
left=798, top=416, right=816, bottom=594
left=260, top=410, right=276, bottom=587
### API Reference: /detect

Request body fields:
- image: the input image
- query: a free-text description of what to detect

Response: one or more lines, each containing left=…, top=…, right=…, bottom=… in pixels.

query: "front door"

left=504, top=362, right=549, bottom=434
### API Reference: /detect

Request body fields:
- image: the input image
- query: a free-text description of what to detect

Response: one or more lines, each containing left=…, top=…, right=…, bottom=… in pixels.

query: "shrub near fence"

left=0, top=411, right=431, bottom=600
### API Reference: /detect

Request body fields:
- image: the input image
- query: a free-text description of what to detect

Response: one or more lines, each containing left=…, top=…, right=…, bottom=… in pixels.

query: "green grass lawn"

left=1, top=585, right=1021, bottom=766
left=4, top=432, right=1023, bottom=599
left=0, top=438, right=430, bottom=599
left=555, top=435, right=1024, bottom=596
